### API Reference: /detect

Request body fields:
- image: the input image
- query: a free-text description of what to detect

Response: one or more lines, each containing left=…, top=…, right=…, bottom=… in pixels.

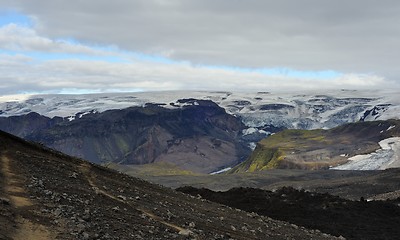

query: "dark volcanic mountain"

left=0, top=130, right=337, bottom=239
left=0, top=99, right=249, bottom=173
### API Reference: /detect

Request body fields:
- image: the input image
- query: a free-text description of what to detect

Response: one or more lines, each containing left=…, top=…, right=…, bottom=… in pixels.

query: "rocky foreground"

left=0, top=130, right=338, bottom=239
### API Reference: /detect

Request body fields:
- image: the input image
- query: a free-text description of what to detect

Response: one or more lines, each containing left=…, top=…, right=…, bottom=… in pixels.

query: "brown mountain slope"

left=230, top=119, right=400, bottom=173
left=0, top=130, right=338, bottom=240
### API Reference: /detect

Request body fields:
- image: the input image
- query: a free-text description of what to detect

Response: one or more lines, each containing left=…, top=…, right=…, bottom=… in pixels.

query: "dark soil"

left=177, top=186, right=400, bottom=240
left=0, top=130, right=338, bottom=239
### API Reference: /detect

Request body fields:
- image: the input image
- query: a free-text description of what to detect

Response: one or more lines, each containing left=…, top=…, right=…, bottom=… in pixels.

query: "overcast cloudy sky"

left=0, top=0, right=399, bottom=95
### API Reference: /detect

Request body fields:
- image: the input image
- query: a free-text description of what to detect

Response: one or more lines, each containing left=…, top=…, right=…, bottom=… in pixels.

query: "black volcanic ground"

left=178, top=186, right=400, bottom=240
left=0, top=130, right=338, bottom=240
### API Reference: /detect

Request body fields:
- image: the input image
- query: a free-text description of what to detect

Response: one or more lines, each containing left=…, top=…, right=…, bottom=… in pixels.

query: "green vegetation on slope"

left=230, top=119, right=400, bottom=173
left=230, top=129, right=327, bottom=173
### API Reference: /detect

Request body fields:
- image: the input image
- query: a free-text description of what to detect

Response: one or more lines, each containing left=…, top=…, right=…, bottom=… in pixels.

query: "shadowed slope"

left=0, top=130, right=337, bottom=239
left=0, top=100, right=249, bottom=174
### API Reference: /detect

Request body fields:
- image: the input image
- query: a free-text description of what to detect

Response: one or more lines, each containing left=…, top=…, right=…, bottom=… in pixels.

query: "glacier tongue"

left=331, top=137, right=400, bottom=170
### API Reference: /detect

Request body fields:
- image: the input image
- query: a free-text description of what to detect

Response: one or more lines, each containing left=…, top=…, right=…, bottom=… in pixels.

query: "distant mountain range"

left=2, top=91, right=399, bottom=239
left=1, top=90, right=399, bottom=143
left=0, top=90, right=399, bottom=173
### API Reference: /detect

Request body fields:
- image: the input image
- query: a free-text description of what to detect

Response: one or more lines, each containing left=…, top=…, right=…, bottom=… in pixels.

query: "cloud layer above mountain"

left=0, top=0, right=399, bottom=94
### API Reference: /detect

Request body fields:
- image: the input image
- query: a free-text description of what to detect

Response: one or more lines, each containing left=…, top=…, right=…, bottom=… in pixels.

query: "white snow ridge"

left=1, top=89, right=399, bottom=131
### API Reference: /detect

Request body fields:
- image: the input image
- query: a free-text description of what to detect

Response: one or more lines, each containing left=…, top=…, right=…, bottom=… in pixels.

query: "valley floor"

left=118, top=167, right=400, bottom=201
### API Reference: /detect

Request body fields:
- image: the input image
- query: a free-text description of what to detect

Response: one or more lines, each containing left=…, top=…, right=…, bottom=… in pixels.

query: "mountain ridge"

left=0, top=100, right=249, bottom=173
left=1, top=90, right=400, bottom=173
left=1, top=90, right=399, bottom=129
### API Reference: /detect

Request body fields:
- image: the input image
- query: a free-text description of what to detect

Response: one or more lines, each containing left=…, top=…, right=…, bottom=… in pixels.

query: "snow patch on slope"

left=331, top=137, right=400, bottom=170
left=387, top=125, right=396, bottom=131
left=209, top=167, right=232, bottom=175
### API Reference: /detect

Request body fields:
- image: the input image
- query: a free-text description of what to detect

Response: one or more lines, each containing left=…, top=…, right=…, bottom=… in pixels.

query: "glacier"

left=332, top=137, right=400, bottom=170
left=1, top=89, right=399, bottom=129
left=2, top=89, right=399, bottom=152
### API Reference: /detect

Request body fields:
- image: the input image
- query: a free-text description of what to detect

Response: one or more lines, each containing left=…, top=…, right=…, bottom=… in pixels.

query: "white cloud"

left=0, top=23, right=114, bottom=56
left=5, top=0, right=396, bottom=75
left=0, top=0, right=399, bottom=94
left=0, top=51, right=390, bottom=95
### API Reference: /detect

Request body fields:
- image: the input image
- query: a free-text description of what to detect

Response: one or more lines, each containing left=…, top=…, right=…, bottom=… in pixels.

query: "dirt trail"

left=78, top=162, right=194, bottom=237
left=1, top=153, right=54, bottom=240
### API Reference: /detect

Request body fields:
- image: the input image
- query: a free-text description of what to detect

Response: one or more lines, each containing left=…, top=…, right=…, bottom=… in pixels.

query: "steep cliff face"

left=0, top=100, right=248, bottom=173
left=230, top=119, right=400, bottom=173
left=0, top=112, right=63, bottom=137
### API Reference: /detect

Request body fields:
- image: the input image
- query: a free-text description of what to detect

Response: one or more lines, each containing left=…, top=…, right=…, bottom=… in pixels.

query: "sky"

left=0, top=0, right=399, bottom=95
